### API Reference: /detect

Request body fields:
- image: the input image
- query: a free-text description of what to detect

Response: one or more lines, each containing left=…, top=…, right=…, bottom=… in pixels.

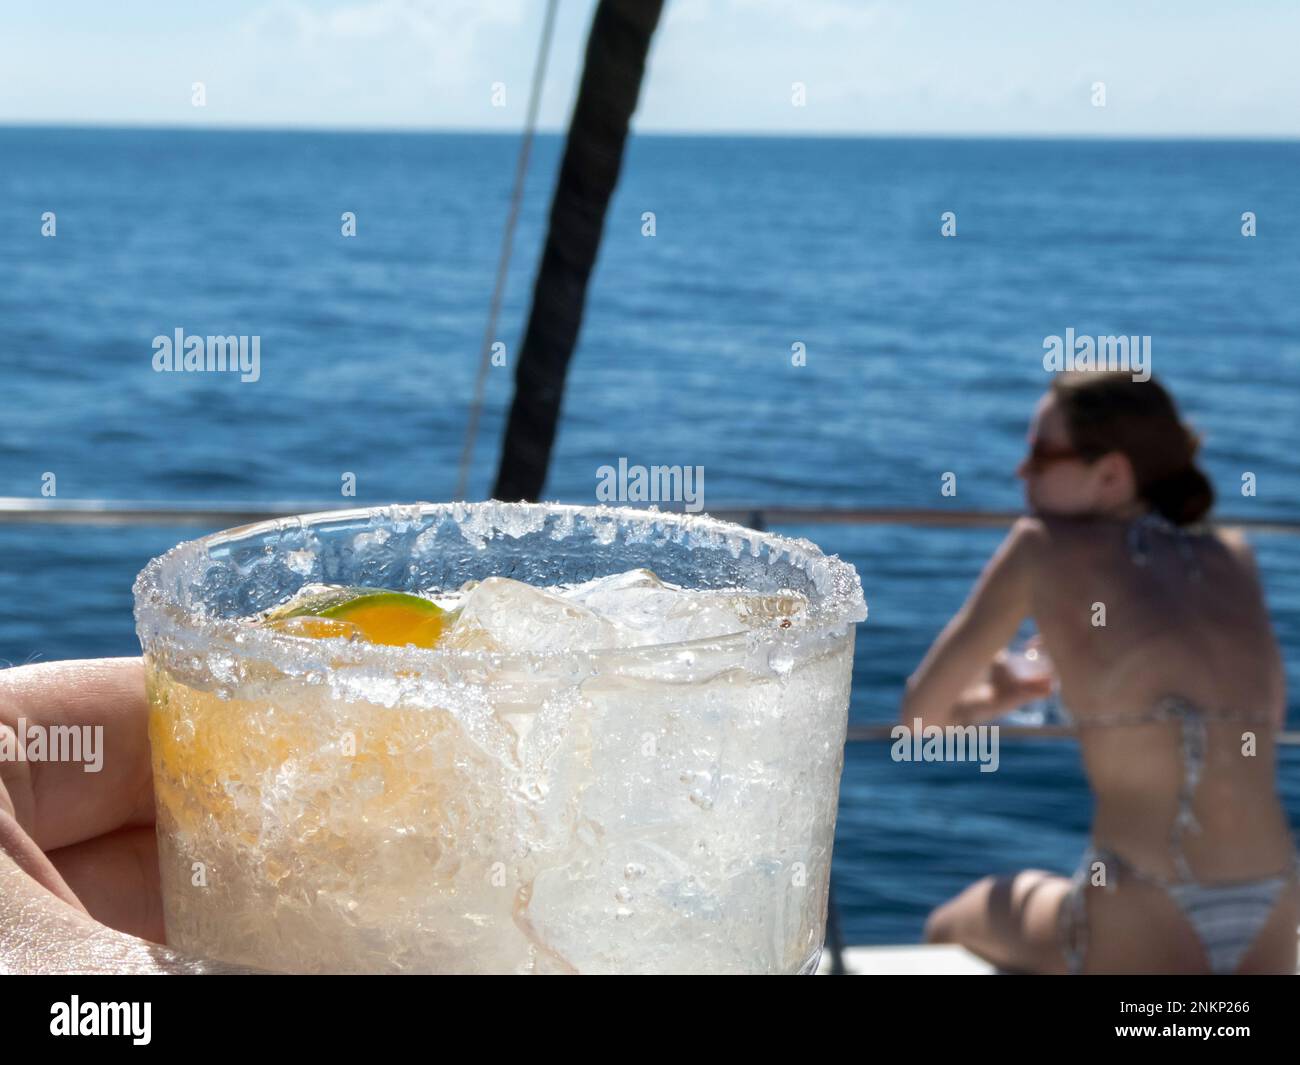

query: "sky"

left=0, top=0, right=1297, bottom=137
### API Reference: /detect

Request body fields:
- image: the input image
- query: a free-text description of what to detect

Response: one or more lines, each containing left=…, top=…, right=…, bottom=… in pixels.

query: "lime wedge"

left=260, top=585, right=452, bottom=649
left=262, top=615, right=364, bottom=641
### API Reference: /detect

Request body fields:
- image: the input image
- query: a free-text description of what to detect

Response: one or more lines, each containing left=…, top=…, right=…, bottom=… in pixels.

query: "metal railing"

left=4, top=497, right=1300, bottom=533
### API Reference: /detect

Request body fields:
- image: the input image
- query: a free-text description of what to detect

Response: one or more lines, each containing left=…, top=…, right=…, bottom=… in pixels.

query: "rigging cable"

left=454, top=0, right=560, bottom=501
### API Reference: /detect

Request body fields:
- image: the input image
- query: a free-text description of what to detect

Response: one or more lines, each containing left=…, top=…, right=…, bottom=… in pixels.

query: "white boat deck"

left=817, top=940, right=1300, bottom=975
left=816, top=944, right=997, bottom=975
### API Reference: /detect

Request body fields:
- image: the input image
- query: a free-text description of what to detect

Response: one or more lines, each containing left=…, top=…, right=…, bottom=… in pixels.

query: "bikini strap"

left=1071, top=700, right=1273, bottom=729
left=1127, top=511, right=1204, bottom=582
left=1156, top=697, right=1206, bottom=882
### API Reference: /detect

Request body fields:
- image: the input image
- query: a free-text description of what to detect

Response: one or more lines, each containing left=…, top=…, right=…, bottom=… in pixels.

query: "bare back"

left=1028, top=514, right=1293, bottom=882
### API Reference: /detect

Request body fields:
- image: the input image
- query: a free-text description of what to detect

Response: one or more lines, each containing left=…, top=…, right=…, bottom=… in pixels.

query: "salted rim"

left=133, top=501, right=868, bottom=676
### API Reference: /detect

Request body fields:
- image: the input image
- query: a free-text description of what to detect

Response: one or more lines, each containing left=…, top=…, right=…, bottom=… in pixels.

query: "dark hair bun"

left=1143, top=465, right=1214, bottom=525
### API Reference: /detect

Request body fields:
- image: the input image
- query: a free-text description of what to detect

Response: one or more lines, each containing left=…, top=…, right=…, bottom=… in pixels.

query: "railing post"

left=826, top=880, right=847, bottom=975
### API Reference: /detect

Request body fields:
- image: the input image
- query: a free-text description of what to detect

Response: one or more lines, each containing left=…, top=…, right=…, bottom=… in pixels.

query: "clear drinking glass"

left=1003, top=635, right=1061, bottom=724
left=133, top=502, right=867, bottom=974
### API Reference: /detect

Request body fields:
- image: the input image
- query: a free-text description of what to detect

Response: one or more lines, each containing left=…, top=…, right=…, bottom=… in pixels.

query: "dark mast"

left=492, top=0, right=664, bottom=502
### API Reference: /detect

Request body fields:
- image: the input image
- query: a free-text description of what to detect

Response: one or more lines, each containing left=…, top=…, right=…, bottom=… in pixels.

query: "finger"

left=989, top=660, right=1016, bottom=686
left=47, top=825, right=165, bottom=944
left=0, top=806, right=89, bottom=916
left=0, top=658, right=153, bottom=851
left=1, top=842, right=259, bottom=975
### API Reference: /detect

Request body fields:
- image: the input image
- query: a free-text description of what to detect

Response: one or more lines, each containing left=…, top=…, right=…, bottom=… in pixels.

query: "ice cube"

left=560, top=569, right=676, bottom=637
left=445, top=576, right=625, bottom=654
left=561, top=569, right=807, bottom=646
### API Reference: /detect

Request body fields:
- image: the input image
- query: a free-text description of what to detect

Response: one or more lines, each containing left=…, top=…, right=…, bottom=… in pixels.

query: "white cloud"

left=0, top=0, right=1294, bottom=135
left=242, top=0, right=527, bottom=44
left=729, top=0, right=891, bottom=34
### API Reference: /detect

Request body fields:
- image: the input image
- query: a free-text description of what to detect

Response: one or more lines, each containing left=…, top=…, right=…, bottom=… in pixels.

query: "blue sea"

left=2, top=128, right=1299, bottom=947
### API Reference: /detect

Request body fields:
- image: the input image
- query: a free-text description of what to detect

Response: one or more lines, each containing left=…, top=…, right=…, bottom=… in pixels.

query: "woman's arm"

left=901, top=517, right=1046, bottom=730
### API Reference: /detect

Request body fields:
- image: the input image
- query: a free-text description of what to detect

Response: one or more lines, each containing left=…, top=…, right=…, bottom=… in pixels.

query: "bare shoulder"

left=1003, top=514, right=1130, bottom=586
left=1009, top=514, right=1047, bottom=540
left=1012, top=514, right=1096, bottom=556
left=999, top=515, right=1050, bottom=569
left=1215, top=525, right=1260, bottom=575
left=1217, top=524, right=1251, bottom=554
left=991, top=516, right=1066, bottom=591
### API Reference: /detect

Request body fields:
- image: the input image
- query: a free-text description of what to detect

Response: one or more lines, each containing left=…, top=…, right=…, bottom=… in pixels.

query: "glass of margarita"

left=133, top=502, right=866, bottom=974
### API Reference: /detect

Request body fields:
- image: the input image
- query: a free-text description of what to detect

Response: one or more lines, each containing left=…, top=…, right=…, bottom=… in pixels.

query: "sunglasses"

left=1022, top=438, right=1102, bottom=471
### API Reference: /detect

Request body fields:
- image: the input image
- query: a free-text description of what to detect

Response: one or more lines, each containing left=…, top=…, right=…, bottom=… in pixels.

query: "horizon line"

left=1, top=120, right=1298, bottom=143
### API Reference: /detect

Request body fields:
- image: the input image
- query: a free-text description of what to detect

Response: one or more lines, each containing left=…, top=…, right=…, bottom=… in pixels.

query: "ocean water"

left=1, top=128, right=1298, bottom=947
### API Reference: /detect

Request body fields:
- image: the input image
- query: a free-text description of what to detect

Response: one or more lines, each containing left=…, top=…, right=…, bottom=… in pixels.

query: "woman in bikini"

left=904, top=369, right=1298, bottom=974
